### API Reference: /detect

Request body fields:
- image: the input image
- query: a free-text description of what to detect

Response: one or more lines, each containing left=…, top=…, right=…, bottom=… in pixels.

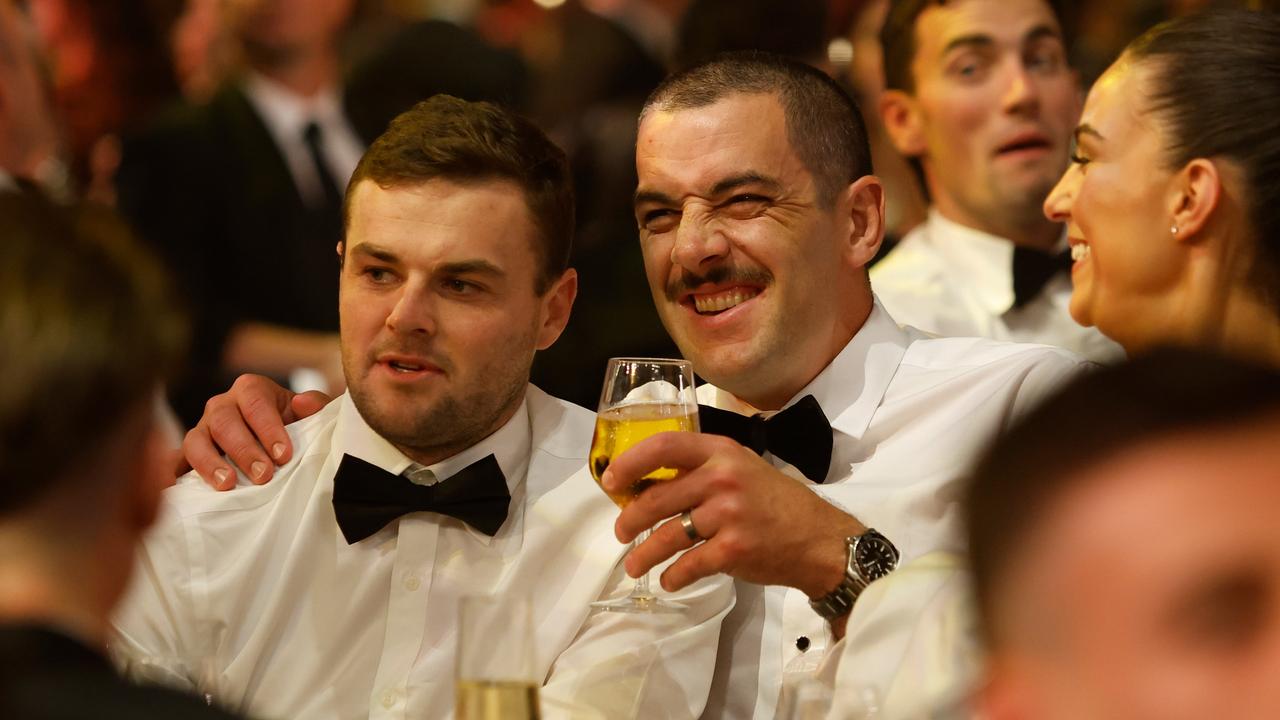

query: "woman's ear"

left=1169, top=158, right=1222, bottom=241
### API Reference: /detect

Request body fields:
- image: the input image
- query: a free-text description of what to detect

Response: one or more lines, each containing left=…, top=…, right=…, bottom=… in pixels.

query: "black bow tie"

left=697, top=395, right=834, bottom=483
left=1012, top=246, right=1073, bottom=309
left=332, top=454, right=511, bottom=543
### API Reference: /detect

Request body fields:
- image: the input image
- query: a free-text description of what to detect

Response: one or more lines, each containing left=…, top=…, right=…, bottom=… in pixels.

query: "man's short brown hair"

left=642, top=51, right=874, bottom=208
left=344, top=95, right=575, bottom=294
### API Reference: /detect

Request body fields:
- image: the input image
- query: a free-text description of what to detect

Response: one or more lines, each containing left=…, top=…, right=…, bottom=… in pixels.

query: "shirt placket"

left=367, top=518, right=438, bottom=720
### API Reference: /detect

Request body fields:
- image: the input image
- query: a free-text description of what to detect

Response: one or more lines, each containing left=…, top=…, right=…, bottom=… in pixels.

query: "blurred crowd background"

left=9, top=0, right=1275, bottom=422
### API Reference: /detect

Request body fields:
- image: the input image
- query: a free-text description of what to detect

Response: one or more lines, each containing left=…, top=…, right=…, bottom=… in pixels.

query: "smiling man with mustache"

left=872, top=0, right=1123, bottom=363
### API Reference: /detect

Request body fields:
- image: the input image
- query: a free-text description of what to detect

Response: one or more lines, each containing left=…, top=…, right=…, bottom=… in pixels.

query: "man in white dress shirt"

left=178, top=55, right=1089, bottom=718
left=112, top=96, right=732, bottom=719
left=871, top=0, right=1123, bottom=363
left=605, top=53, right=1088, bottom=717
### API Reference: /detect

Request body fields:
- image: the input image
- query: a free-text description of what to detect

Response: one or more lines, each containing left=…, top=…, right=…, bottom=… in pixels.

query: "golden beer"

left=589, top=403, right=698, bottom=507
left=455, top=679, right=541, bottom=720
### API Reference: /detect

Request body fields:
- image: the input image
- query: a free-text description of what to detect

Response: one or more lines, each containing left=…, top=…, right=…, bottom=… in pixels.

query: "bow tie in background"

left=1012, top=245, right=1073, bottom=309
left=332, top=454, right=511, bottom=543
left=697, top=394, right=834, bottom=483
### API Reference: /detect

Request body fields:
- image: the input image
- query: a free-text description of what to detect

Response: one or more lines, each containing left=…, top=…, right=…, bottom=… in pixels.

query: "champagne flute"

left=455, top=595, right=541, bottom=720
left=588, top=357, right=699, bottom=613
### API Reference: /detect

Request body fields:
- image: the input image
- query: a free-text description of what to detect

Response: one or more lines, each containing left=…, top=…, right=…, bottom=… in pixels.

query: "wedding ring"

left=680, top=510, right=703, bottom=542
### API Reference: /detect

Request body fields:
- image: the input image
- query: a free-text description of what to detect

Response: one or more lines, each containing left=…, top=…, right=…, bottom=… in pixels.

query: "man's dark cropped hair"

left=965, top=347, right=1280, bottom=645
left=643, top=51, right=874, bottom=208
left=0, top=192, right=187, bottom=514
left=344, top=95, right=575, bottom=294
left=880, top=0, right=1070, bottom=94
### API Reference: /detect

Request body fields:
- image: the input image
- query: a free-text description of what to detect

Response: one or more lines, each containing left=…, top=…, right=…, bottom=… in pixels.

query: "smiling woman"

left=1042, top=9, right=1280, bottom=364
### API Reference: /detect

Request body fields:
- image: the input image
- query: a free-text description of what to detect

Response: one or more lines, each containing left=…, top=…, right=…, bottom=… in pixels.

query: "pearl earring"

left=1171, top=225, right=1179, bottom=235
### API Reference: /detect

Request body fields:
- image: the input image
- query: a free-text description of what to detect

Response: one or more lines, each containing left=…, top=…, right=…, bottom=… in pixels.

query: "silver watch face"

left=855, top=533, right=899, bottom=581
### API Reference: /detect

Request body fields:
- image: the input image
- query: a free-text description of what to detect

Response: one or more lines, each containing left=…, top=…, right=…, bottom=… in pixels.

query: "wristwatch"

left=809, top=528, right=900, bottom=620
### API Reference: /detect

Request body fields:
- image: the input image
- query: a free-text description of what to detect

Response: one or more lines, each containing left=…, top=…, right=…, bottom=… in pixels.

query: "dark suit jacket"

left=0, top=624, right=242, bottom=720
left=116, top=82, right=360, bottom=425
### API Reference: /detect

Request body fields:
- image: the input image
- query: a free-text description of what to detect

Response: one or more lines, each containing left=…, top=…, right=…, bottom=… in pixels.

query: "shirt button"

left=796, top=636, right=811, bottom=652
left=381, top=688, right=396, bottom=708
left=404, top=574, right=421, bottom=591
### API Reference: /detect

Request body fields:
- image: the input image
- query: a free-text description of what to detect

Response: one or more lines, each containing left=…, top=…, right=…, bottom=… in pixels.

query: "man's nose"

left=670, top=213, right=730, bottom=272
left=385, top=282, right=438, bottom=335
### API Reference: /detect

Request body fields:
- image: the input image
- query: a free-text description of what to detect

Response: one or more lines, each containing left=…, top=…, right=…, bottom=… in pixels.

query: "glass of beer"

left=455, top=595, right=541, bottom=720
left=589, top=357, right=699, bottom=613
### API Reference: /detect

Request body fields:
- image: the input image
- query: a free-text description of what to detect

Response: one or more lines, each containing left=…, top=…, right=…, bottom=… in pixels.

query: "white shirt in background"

left=697, top=301, right=1089, bottom=719
left=112, top=386, right=733, bottom=719
left=872, top=210, right=1125, bottom=364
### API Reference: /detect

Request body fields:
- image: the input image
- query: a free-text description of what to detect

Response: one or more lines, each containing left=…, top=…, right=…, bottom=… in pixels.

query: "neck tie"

left=1012, top=245, right=1073, bottom=309
left=697, top=395, right=834, bottom=483
left=302, top=121, right=344, bottom=215
left=332, top=454, right=511, bottom=543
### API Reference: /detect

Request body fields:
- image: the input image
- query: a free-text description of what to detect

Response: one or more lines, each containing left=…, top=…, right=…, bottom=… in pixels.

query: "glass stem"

left=632, top=528, right=654, bottom=599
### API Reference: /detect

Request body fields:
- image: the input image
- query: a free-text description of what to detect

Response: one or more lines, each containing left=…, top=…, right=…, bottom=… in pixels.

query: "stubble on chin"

left=349, top=364, right=530, bottom=463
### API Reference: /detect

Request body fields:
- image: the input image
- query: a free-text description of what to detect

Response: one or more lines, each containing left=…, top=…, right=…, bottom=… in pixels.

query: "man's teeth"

left=389, top=361, right=423, bottom=372
left=1071, top=244, right=1091, bottom=262
left=693, top=289, right=759, bottom=314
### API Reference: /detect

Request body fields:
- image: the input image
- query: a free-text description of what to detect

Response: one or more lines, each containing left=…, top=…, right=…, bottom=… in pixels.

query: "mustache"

left=665, top=265, right=773, bottom=302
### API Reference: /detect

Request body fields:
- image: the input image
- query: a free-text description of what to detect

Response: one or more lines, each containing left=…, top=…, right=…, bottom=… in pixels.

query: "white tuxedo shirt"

left=113, top=386, right=733, bottom=719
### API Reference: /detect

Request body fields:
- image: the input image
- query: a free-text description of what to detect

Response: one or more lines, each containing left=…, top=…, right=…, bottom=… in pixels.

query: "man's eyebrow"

left=942, top=33, right=994, bottom=56
left=634, top=188, right=678, bottom=209
left=438, top=259, right=505, bottom=278
left=348, top=243, right=399, bottom=263
left=709, top=172, right=782, bottom=198
left=1024, top=24, right=1064, bottom=46
left=1074, top=124, right=1104, bottom=143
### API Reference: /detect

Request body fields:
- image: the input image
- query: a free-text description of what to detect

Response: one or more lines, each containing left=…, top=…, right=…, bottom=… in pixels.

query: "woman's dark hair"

left=1126, top=9, right=1280, bottom=315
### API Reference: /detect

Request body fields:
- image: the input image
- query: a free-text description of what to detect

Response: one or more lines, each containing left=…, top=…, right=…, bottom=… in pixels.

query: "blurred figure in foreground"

left=1043, top=8, right=1280, bottom=365
left=0, top=193, right=239, bottom=719
left=968, top=348, right=1280, bottom=720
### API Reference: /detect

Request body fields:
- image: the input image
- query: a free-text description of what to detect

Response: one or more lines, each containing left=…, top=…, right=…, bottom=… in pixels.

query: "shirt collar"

left=924, top=210, right=1070, bottom=315
left=242, top=71, right=346, bottom=141
left=331, top=392, right=532, bottom=545
left=698, top=300, right=910, bottom=442
left=924, top=209, right=1018, bottom=315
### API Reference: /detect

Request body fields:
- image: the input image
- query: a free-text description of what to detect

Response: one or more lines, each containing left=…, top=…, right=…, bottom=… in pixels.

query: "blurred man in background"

left=116, top=0, right=364, bottom=428
left=871, top=0, right=1123, bottom=362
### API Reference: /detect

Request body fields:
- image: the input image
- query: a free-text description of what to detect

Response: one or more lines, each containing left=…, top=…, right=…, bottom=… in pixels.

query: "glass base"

left=591, top=592, right=685, bottom=614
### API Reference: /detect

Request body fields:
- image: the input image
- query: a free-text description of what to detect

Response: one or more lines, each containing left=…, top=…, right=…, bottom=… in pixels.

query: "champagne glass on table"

left=589, top=357, right=699, bottom=613
left=455, top=595, right=541, bottom=720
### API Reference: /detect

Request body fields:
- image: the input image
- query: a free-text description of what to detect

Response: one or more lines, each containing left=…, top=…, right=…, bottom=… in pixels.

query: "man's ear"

left=535, top=268, right=578, bottom=351
left=1169, top=158, right=1223, bottom=242
left=335, top=241, right=345, bottom=269
left=841, top=176, right=887, bottom=270
left=880, top=89, right=927, bottom=157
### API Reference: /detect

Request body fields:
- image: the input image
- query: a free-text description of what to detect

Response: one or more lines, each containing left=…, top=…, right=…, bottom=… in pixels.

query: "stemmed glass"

left=588, top=357, right=699, bottom=613
left=455, top=595, right=540, bottom=719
